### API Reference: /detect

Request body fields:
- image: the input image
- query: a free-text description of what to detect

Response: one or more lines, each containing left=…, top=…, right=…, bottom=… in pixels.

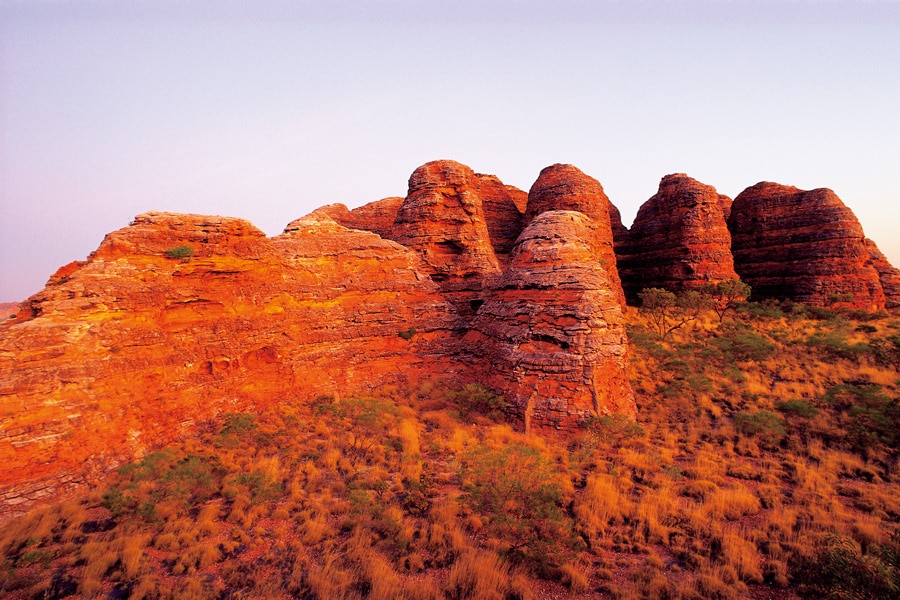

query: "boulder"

left=306, top=196, right=404, bottom=239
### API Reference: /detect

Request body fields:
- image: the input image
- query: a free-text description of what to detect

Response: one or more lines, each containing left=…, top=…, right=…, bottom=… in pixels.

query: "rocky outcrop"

left=475, top=174, right=528, bottom=264
left=0, top=212, right=461, bottom=517
left=615, top=174, right=738, bottom=304
left=308, top=196, right=404, bottom=239
left=525, top=164, right=625, bottom=307
left=729, top=182, right=886, bottom=310
left=0, top=303, right=18, bottom=323
left=464, top=210, right=635, bottom=432
left=389, top=160, right=503, bottom=318
left=608, top=202, right=630, bottom=242
left=865, top=239, right=900, bottom=309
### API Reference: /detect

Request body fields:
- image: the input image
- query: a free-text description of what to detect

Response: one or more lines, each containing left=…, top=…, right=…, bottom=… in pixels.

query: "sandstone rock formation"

left=389, top=160, right=503, bottom=318
left=866, top=239, right=900, bottom=309
left=474, top=173, right=528, bottom=263
left=729, top=182, right=886, bottom=310
left=464, top=210, right=635, bottom=432
left=608, top=202, right=630, bottom=242
left=0, top=303, right=18, bottom=323
left=615, top=174, right=738, bottom=304
left=525, top=164, right=625, bottom=307
left=0, top=212, right=460, bottom=517
left=308, top=196, right=404, bottom=239
left=7, top=161, right=896, bottom=519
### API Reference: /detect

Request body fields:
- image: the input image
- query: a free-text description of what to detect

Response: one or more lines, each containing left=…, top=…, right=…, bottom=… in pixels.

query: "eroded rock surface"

left=307, top=196, right=404, bottom=239
left=729, top=183, right=886, bottom=310
left=615, top=174, right=737, bottom=304
left=525, top=164, right=625, bottom=307
left=0, top=212, right=460, bottom=517
left=464, top=210, right=635, bottom=432
left=389, top=160, right=503, bottom=318
left=866, top=239, right=900, bottom=309
left=475, top=174, right=528, bottom=264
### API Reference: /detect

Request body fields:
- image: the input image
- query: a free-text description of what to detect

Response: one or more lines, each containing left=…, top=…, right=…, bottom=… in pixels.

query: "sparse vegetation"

left=698, top=278, right=752, bottom=322
left=639, top=287, right=709, bottom=339
left=2, top=305, right=899, bottom=599
left=164, top=244, right=195, bottom=260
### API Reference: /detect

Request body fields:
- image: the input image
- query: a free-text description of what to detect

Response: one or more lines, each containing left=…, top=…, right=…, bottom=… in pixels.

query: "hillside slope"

left=2, top=303, right=898, bottom=600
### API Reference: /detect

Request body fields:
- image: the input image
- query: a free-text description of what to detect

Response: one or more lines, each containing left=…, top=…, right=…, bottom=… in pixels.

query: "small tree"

left=699, top=279, right=751, bottom=322
left=639, top=288, right=709, bottom=339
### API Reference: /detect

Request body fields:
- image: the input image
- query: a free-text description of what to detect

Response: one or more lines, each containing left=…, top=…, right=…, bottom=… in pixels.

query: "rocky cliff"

left=0, top=161, right=637, bottom=517
left=615, top=174, right=737, bottom=304
left=389, top=161, right=504, bottom=319
left=729, top=182, right=886, bottom=310
left=0, top=211, right=462, bottom=516
left=307, top=196, right=405, bottom=239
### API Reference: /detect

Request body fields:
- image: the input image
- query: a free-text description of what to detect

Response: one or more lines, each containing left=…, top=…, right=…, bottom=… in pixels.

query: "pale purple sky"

left=2, top=1, right=899, bottom=302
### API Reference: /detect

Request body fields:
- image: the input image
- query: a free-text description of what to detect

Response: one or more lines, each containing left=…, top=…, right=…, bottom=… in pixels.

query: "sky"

left=1, top=0, right=899, bottom=302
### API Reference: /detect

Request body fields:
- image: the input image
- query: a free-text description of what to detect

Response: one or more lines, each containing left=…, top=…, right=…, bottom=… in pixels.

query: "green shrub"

left=698, top=279, right=751, bottom=322
left=398, top=327, right=416, bottom=340
left=460, top=442, right=577, bottom=570
left=164, top=245, right=194, bottom=260
left=445, top=384, right=507, bottom=421
left=711, top=326, right=775, bottom=363
left=734, top=411, right=785, bottom=450
left=795, top=535, right=900, bottom=600
left=775, top=399, right=819, bottom=419
left=639, top=288, right=709, bottom=339
left=738, top=300, right=785, bottom=319
left=582, top=414, right=645, bottom=447
left=821, top=384, right=900, bottom=453
left=871, top=334, right=900, bottom=371
left=626, top=325, right=674, bottom=360
left=805, top=331, right=870, bottom=362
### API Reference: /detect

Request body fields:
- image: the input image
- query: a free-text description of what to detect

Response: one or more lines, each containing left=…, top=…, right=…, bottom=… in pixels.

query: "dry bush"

left=702, top=486, right=761, bottom=521
left=559, top=561, right=590, bottom=593
left=444, top=549, right=517, bottom=600
left=306, top=552, right=354, bottom=599
left=574, top=474, right=630, bottom=547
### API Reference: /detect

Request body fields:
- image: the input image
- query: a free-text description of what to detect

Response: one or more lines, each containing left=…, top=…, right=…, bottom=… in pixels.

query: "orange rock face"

left=0, top=303, right=18, bottom=324
left=389, top=160, right=503, bottom=318
left=615, top=174, right=738, bottom=304
left=729, top=183, right=886, bottom=310
left=464, top=210, right=635, bottom=432
left=0, top=212, right=461, bottom=517
left=865, top=239, right=900, bottom=309
left=475, top=173, right=527, bottom=264
left=308, top=196, right=404, bottom=239
left=525, top=164, right=626, bottom=307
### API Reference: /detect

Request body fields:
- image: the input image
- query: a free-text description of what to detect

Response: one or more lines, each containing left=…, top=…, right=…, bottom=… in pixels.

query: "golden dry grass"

left=0, top=305, right=898, bottom=599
